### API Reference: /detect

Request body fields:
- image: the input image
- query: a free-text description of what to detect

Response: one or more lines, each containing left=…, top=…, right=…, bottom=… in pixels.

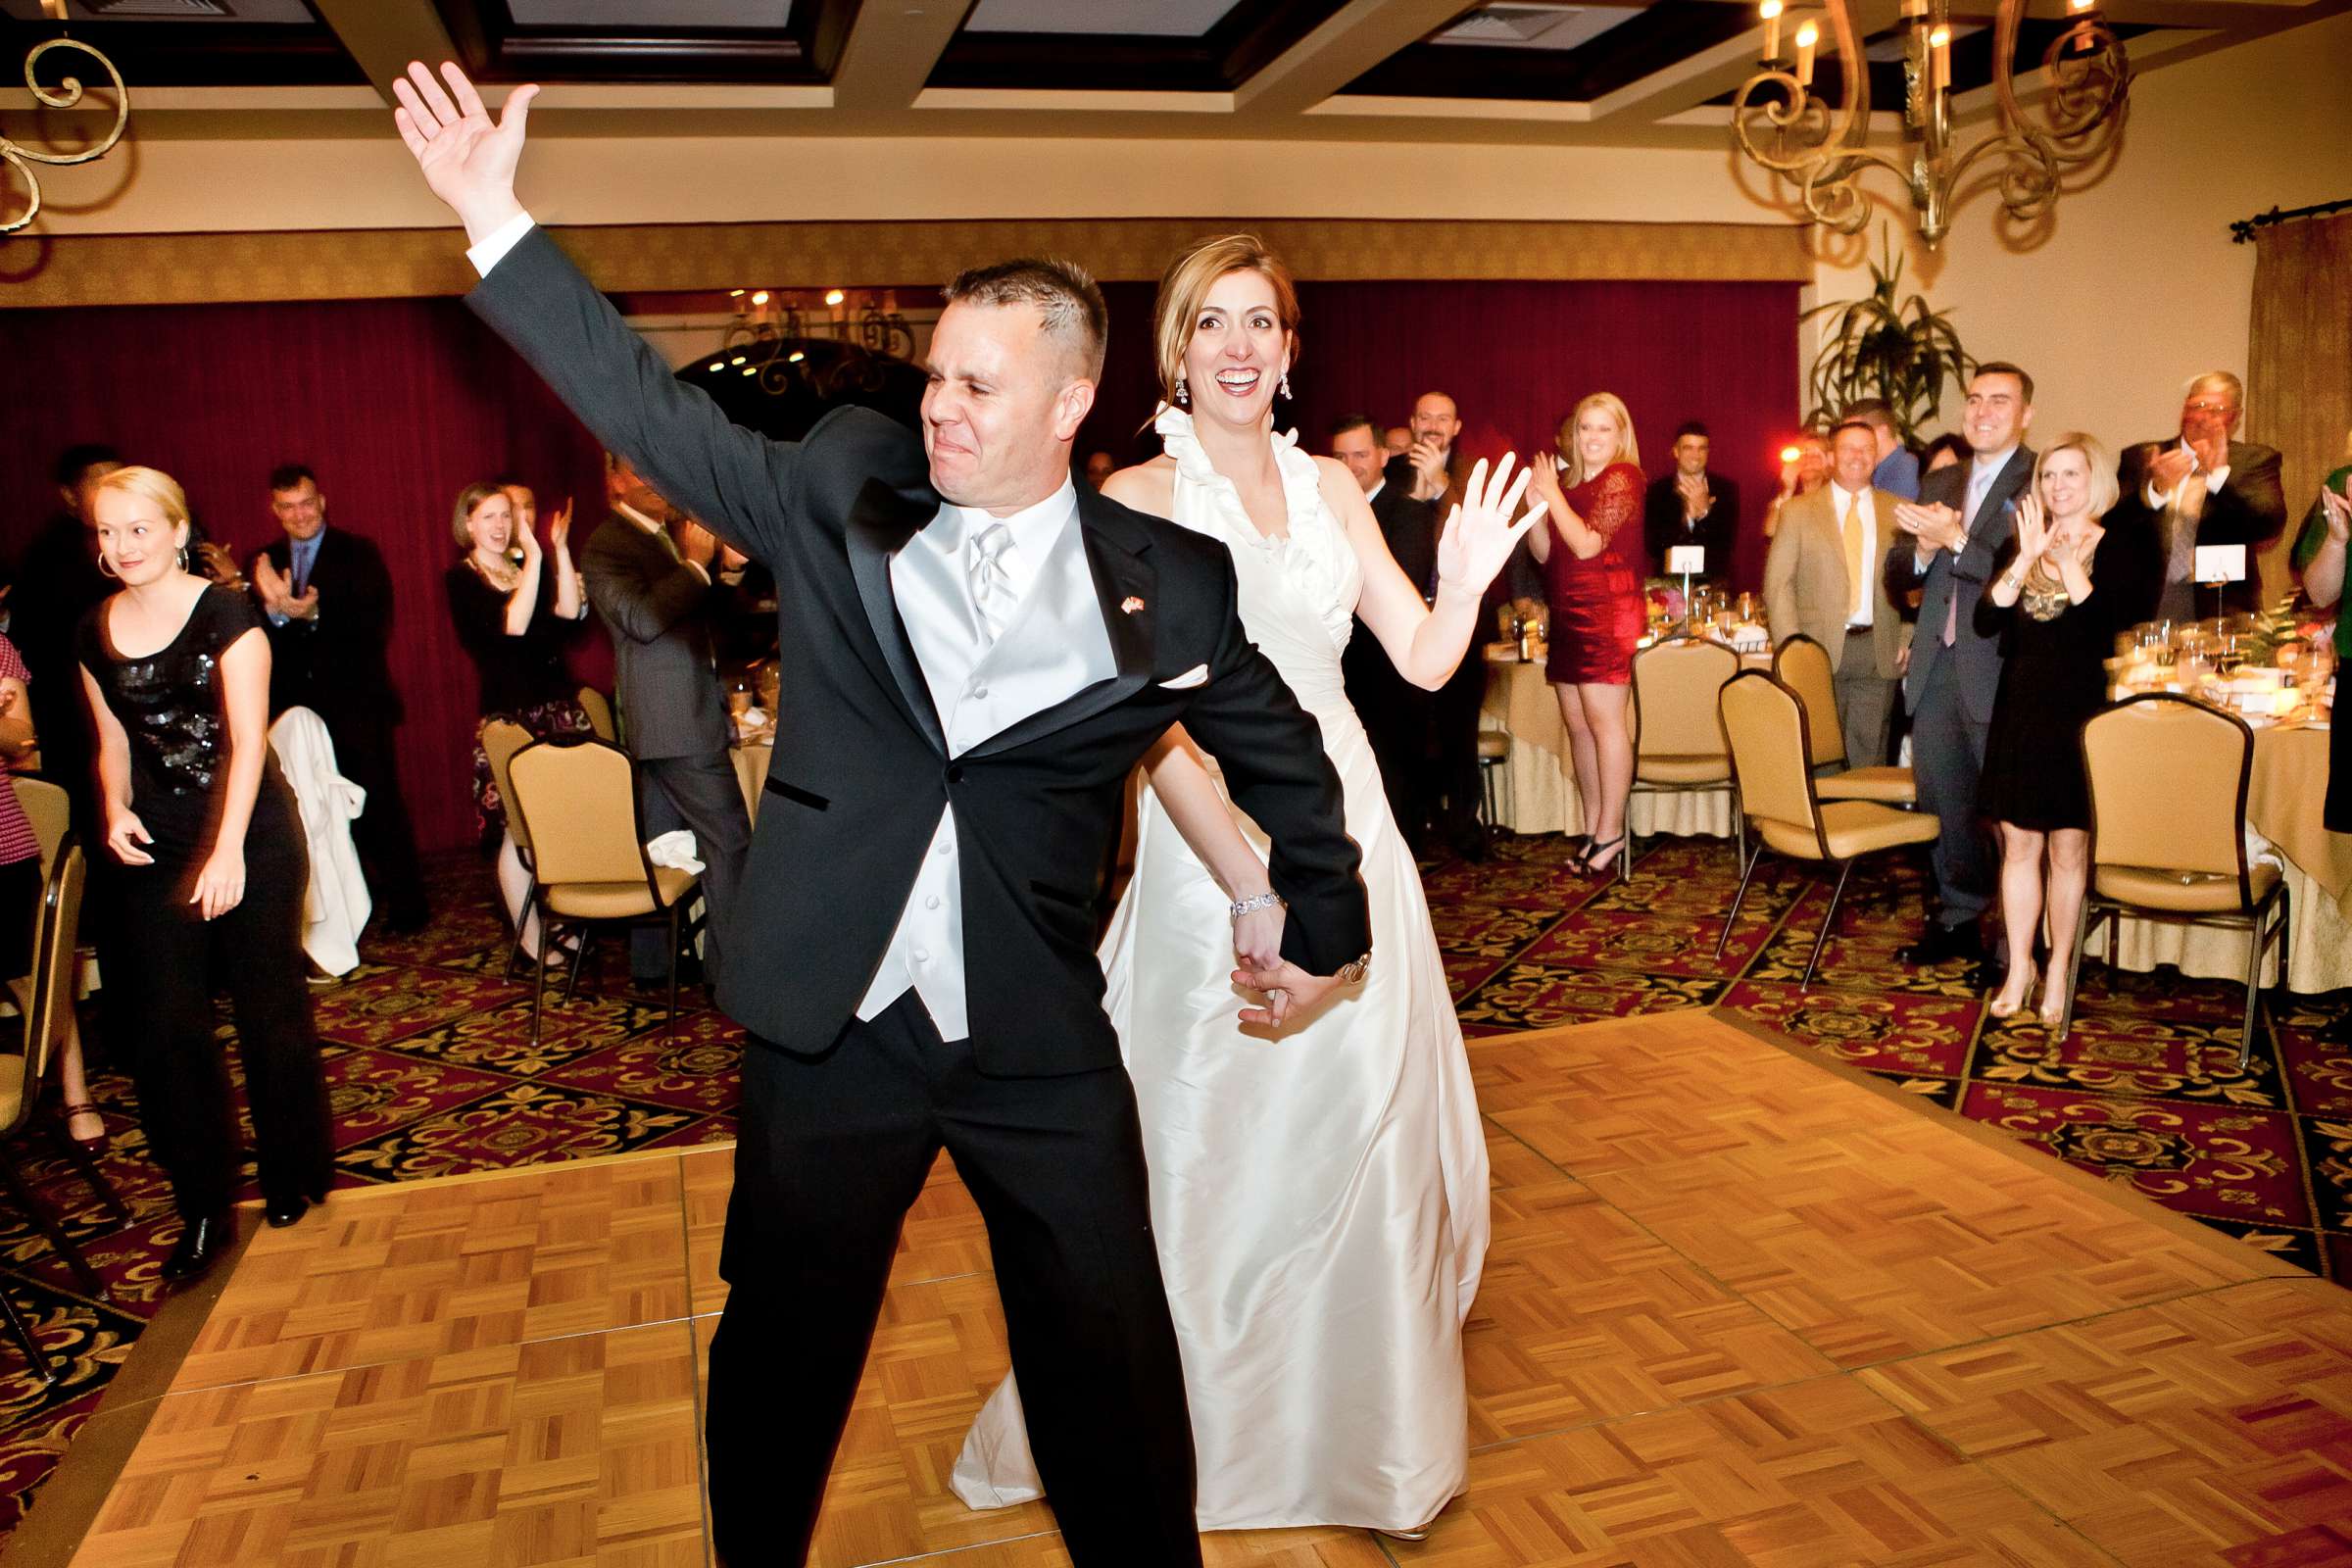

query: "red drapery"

left=1, top=276, right=1796, bottom=852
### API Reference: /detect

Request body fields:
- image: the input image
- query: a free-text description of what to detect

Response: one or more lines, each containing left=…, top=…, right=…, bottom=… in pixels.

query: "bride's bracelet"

left=1230, top=891, right=1287, bottom=921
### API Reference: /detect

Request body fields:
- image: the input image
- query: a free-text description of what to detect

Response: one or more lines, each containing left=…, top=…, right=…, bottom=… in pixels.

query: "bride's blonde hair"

left=1152, top=234, right=1301, bottom=411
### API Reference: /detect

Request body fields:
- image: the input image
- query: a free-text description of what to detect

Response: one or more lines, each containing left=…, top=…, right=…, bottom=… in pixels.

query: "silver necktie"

left=969, top=521, right=1015, bottom=645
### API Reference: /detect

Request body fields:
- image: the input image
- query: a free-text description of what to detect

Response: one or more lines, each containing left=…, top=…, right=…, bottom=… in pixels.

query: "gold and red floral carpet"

left=0, top=832, right=2347, bottom=1545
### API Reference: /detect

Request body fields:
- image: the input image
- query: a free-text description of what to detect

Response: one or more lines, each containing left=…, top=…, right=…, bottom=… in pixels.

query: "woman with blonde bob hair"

left=76, top=465, right=333, bottom=1281
left=1973, top=430, right=2159, bottom=1024
left=954, top=232, right=1540, bottom=1540
left=1525, top=390, right=1648, bottom=873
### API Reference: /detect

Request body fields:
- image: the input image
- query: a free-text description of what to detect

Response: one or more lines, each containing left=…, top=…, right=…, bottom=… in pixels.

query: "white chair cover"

left=267, top=706, right=370, bottom=977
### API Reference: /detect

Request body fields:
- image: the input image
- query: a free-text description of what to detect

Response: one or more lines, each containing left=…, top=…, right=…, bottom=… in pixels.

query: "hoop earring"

left=1173, top=375, right=1189, bottom=408
left=1279, top=371, right=1294, bottom=401
left=97, top=554, right=119, bottom=580
left=176, top=547, right=189, bottom=571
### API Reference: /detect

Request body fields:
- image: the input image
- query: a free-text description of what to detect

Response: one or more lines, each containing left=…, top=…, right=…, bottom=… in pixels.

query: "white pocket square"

left=1157, top=664, right=1209, bottom=690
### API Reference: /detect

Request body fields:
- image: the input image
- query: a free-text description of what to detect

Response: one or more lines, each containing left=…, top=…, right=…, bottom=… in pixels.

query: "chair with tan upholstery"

left=576, top=686, right=618, bottom=744
left=1771, top=634, right=1916, bottom=805
left=1475, top=729, right=1508, bottom=832
left=1715, top=671, right=1941, bottom=988
left=0, top=842, right=127, bottom=1352
left=2063, top=695, right=2287, bottom=1064
left=507, top=737, right=702, bottom=1042
left=480, top=717, right=539, bottom=979
left=1629, top=634, right=1741, bottom=881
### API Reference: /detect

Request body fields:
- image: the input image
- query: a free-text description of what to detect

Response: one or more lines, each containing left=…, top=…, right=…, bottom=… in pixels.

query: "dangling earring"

left=97, top=554, right=120, bottom=580
left=1174, top=374, right=1189, bottom=408
left=1279, top=371, right=1294, bottom=401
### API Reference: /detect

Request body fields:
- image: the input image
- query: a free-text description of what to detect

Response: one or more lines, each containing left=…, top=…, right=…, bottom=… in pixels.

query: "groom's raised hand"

left=389, top=61, right=536, bottom=243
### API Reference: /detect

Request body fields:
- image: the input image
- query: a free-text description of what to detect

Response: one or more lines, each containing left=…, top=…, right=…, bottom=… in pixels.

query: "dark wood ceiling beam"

left=1233, top=0, right=1477, bottom=117
left=832, top=0, right=965, bottom=110
left=311, top=0, right=460, bottom=102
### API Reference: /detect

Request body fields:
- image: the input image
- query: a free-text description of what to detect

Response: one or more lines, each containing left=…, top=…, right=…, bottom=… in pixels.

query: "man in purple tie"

left=1885, top=364, right=2036, bottom=981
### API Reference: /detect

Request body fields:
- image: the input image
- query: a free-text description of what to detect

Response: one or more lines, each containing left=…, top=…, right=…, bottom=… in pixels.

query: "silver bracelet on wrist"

left=1229, top=891, right=1287, bottom=920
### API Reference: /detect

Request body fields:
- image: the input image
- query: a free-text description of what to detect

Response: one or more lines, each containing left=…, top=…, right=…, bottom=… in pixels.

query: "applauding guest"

left=1526, top=395, right=1646, bottom=875
left=1974, top=435, right=2159, bottom=1023
left=444, top=480, right=592, bottom=954
left=1763, top=420, right=1905, bottom=766
left=1761, top=436, right=1829, bottom=540
left=1644, top=420, right=1740, bottom=578
left=78, top=466, right=333, bottom=1280
left=2121, top=371, right=2285, bottom=618
left=2292, top=449, right=2348, bottom=835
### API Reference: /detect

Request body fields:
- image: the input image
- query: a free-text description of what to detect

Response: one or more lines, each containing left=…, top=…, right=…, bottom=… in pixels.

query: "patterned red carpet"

left=0, top=831, right=2345, bottom=1544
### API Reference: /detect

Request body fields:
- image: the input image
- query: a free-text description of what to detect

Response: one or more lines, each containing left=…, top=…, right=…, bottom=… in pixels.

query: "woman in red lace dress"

left=1527, top=394, right=1647, bottom=874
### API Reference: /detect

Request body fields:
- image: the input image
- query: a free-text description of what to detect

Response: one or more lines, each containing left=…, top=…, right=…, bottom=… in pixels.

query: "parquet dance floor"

left=24, top=1008, right=2352, bottom=1567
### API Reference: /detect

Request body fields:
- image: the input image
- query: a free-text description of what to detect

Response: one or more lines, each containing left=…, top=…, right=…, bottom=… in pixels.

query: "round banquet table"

left=1480, top=661, right=2347, bottom=993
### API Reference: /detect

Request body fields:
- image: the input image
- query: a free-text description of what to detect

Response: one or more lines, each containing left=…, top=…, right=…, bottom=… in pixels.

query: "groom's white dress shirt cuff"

left=466, top=211, right=537, bottom=277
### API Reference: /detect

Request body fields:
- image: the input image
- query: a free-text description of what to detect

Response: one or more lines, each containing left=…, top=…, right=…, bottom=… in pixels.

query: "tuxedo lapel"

left=845, top=479, right=948, bottom=755
left=968, top=496, right=1154, bottom=760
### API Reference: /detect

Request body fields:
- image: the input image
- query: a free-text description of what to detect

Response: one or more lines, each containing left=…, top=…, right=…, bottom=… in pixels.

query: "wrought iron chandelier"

left=1733, top=0, right=2131, bottom=246
left=3, top=1, right=131, bottom=237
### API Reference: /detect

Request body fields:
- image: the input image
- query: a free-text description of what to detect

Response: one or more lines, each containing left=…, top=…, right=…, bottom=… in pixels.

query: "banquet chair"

left=1715, top=671, right=1941, bottom=989
left=1476, top=730, right=1509, bottom=833
left=1771, top=634, right=1917, bottom=805
left=1628, top=634, right=1741, bottom=883
left=576, top=686, right=618, bottom=745
left=480, top=717, right=540, bottom=980
left=2063, top=695, right=2288, bottom=1065
left=0, top=840, right=126, bottom=1334
left=506, top=738, right=702, bottom=1043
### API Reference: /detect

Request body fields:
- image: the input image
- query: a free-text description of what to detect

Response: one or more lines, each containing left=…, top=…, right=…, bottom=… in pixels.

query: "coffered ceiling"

left=0, top=0, right=2342, bottom=147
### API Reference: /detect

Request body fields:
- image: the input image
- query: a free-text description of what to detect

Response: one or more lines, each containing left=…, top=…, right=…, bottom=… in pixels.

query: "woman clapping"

left=1974, top=433, right=2159, bottom=1023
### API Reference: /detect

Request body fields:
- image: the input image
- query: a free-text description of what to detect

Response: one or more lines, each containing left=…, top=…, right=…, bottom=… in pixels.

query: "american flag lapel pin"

left=1120, top=596, right=1147, bottom=614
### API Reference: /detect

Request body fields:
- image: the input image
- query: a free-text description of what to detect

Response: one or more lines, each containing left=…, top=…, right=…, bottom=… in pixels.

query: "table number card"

left=1668, top=545, right=1706, bottom=575
left=2195, top=544, right=2247, bottom=584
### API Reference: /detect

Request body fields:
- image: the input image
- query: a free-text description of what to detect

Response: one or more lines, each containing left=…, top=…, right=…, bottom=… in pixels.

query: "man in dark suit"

left=2116, top=370, right=2285, bottom=618
left=392, top=62, right=1366, bottom=1568
left=1643, top=420, right=1740, bottom=578
left=248, top=464, right=430, bottom=932
left=13, top=445, right=121, bottom=811
left=579, top=454, right=753, bottom=990
left=1886, top=363, right=2037, bottom=977
left=1333, top=414, right=1440, bottom=846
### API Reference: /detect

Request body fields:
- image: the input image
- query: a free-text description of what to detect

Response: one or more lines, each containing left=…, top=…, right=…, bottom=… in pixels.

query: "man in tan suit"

left=1764, top=420, right=1907, bottom=765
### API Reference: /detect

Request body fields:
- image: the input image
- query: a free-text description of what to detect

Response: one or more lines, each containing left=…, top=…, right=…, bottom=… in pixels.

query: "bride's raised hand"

left=389, top=62, right=536, bottom=241
left=1434, top=453, right=1544, bottom=600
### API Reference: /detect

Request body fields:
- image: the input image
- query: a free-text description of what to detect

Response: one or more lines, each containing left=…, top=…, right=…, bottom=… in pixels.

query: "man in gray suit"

left=581, top=451, right=752, bottom=989
left=1884, top=363, right=2037, bottom=976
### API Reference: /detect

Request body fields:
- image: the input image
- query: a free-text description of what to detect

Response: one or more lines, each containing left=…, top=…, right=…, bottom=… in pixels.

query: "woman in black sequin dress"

left=77, top=466, right=332, bottom=1282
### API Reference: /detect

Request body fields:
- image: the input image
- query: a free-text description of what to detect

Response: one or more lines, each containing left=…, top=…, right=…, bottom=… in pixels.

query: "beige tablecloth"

left=734, top=742, right=771, bottom=823
left=2094, top=725, right=2351, bottom=994
left=1479, top=656, right=1739, bottom=839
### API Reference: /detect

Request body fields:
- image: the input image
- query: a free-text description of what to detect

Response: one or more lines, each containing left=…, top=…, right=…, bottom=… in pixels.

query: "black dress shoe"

left=264, top=1196, right=308, bottom=1229
left=1897, top=920, right=1978, bottom=967
left=161, top=1213, right=231, bottom=1281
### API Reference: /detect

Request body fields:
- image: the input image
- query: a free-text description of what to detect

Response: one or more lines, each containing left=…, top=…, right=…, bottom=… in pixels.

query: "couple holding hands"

left=392, top=63, right=1542, bottom=1565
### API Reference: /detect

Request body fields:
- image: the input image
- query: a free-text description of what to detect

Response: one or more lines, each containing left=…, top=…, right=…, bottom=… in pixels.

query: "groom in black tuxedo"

left=392, top=64, right=1368, bottom=1568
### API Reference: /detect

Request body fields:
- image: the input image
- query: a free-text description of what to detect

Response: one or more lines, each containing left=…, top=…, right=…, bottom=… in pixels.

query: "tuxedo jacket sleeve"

left=468, top=227, right=806, bottom=571
left=2201, top=443, right=2288, bottom=549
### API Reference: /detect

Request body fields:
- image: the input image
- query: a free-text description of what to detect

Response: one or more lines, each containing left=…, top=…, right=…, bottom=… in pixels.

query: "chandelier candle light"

left=1732, top=0, right=2131, bottom=244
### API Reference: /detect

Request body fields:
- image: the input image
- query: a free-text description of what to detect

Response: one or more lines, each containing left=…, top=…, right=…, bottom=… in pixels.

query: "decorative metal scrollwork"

left=3, top=37, right=130, bottom=236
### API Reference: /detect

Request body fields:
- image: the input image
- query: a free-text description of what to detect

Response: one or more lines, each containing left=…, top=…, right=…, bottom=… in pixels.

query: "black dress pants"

left=112, top=821, right=333, bottom=1218
left=707, top=997, right=1200, bottom=1568
left=327, top=707, right=430, bottom=930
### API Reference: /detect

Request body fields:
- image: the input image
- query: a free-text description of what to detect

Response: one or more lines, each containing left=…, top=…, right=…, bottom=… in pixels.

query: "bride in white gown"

left=952, top=235, right=1536, bottom=1536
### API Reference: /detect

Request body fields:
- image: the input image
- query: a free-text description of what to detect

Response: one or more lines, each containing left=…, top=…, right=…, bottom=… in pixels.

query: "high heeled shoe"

left=1579, top=833, right=1626, bottom=875
left=2037, top=969, right=2072, bottom=1030
left=1986, top=959, right=2038, bottom=1019
left=61, top=1102, right=105, bottom=1147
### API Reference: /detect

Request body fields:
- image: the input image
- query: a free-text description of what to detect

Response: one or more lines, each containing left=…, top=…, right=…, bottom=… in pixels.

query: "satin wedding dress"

left=951, top=408, right=1491, bottom=1532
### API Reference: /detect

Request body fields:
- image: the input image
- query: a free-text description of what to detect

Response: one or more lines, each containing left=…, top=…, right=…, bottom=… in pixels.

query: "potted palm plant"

left=1802, top=229, right=1974, bottom=444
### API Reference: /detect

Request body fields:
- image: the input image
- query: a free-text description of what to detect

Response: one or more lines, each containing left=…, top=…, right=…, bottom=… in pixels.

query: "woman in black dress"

left=1975, top=433, right=2160, bottom=1025
left=444, top=480, right=590, bottom=956
left=78, top=466, right=332, bottom=1280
